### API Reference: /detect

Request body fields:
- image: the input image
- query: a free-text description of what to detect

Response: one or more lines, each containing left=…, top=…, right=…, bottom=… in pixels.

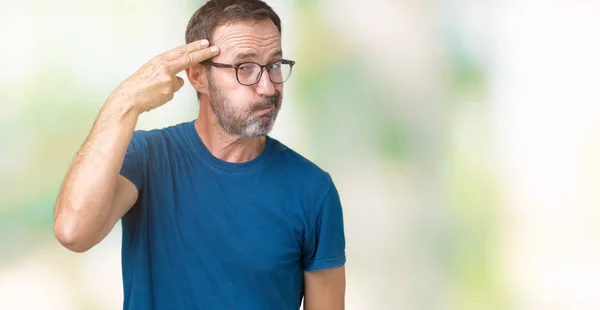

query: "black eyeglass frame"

left=202, top=59, right=296, bottom=86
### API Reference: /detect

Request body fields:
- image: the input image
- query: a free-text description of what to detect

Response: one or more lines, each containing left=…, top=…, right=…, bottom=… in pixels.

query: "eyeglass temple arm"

left=202, top=61, right=236, bottom=68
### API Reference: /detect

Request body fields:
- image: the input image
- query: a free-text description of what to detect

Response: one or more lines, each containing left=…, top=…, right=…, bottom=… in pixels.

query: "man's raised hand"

left=108, top=39, right=219, bottom=113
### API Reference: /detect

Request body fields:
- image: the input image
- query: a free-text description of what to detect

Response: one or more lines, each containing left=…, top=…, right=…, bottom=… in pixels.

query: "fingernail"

left=210, top=46, right=219, bottom=53
left=200, top=40, right=209, bottom=47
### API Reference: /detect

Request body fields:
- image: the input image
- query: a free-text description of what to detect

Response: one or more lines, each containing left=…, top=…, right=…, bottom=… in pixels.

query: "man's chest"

left=143, top=169, right=307, bottom=276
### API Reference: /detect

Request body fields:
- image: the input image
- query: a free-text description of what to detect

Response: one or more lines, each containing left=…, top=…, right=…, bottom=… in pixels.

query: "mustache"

left=251, top=93, right=280, bottom=112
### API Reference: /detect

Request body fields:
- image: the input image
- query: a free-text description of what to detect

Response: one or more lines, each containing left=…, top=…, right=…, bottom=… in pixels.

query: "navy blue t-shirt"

left=119, top=120, right=346, bottom=309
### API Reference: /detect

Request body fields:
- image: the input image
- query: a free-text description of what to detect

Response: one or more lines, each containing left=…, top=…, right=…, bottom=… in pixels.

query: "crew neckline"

left=186, top=120, right=275, bottom=173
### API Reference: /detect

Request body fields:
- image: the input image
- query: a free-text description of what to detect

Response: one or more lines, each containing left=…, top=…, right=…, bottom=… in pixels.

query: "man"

left=53, top=0, right=346, bottom=309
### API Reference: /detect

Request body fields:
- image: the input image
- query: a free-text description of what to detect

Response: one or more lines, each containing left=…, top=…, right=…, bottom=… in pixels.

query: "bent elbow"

left=53, top=212, right=95, bottom=253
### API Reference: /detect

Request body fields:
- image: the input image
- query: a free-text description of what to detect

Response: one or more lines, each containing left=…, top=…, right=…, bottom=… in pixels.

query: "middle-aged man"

left=53, top=0, right=346, bottom=309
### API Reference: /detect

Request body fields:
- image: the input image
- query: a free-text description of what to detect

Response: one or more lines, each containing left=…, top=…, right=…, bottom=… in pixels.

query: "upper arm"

left=301, top=177, right=347, bottom=309
left=54, top=131, right=146, bottom=252
left=94, top=129, right=148, bottom=242
left=94, top=129, right=148, bottom=245
left=108, top=175, right=138, bottom=227
left=303, top=265, right=346, bottom=310
left=302, top=178, right=346, bottom=271
left=92, top=175, right=138, bottom=245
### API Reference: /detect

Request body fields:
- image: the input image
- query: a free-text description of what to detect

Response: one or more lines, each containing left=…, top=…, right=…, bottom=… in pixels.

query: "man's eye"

left=238, top=64, right=254, bottom=71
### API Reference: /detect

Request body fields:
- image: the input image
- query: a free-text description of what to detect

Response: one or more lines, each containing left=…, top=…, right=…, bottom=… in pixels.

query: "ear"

left=185, top=64, right=209, bottom=97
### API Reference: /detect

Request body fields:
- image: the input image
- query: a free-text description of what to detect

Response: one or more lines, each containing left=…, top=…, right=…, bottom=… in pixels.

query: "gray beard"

left=208, top=81, right=281, bottom=138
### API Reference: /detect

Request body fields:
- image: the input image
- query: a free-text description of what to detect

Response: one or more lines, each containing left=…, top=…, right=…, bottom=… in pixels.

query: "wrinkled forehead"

left=211, top=19, right=282, bottom=63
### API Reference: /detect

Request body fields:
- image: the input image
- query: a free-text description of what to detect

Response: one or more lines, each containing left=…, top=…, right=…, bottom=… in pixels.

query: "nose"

left=255, top=68, right=276, bottom=97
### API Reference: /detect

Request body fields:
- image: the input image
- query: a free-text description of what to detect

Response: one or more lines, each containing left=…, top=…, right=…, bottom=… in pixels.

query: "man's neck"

left=194, top=113, right=266, bottom=163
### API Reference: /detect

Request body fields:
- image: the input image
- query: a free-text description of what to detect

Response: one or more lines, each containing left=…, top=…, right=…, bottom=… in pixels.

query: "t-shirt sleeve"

left=120, top=131, right=147, bottom=191
left=302, top=178, right=346, bottom=272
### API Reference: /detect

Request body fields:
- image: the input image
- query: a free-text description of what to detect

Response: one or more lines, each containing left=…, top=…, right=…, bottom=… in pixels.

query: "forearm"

left=54, top=99, right=140, bottom=251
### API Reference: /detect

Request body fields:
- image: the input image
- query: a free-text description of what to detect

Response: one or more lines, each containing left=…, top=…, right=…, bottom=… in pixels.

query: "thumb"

left=175, top=76, right=185, bottom=91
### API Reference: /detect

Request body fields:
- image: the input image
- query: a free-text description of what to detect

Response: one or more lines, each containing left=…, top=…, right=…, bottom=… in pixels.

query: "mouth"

left=255, top=104, right=275, bottom=116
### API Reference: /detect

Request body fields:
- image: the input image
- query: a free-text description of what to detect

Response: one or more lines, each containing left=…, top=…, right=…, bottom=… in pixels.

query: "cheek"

left=212, top=70, right=237, bottom=88
left=227, top=88, right=256, bottom=109
left=275, top=84, right=284, bottom=95
left=212, top=74, right=247, bottom=101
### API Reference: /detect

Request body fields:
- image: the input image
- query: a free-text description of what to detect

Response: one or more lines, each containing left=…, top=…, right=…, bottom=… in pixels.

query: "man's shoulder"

left=269, top=137, right=333, bottom=185
left=131, top=120, right=192, bottom=147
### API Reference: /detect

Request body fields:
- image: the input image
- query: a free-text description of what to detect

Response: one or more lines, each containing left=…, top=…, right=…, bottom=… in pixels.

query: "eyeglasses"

left=203, top=59, right=296, bottom=86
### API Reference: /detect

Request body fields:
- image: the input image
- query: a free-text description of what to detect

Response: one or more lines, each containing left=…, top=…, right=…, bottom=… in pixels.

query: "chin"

left=241, top=120, right=276, bottom=138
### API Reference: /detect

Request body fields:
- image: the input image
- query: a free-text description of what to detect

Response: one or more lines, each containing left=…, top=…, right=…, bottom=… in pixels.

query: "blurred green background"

left=1, top=0, right=600, bottom=309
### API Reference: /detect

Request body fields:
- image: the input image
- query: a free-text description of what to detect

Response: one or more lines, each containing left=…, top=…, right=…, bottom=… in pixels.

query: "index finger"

left=169, top=45, right=220, bottom=73
left=162, top=39, right=209, bottom=61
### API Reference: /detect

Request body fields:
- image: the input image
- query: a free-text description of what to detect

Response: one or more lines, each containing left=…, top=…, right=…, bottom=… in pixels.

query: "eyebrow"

left=232, top=50, right=283, bottom=62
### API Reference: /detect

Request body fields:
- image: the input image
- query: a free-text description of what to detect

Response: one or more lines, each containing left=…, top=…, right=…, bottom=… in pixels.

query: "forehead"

left=211, top=19, right=281, bottom=62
